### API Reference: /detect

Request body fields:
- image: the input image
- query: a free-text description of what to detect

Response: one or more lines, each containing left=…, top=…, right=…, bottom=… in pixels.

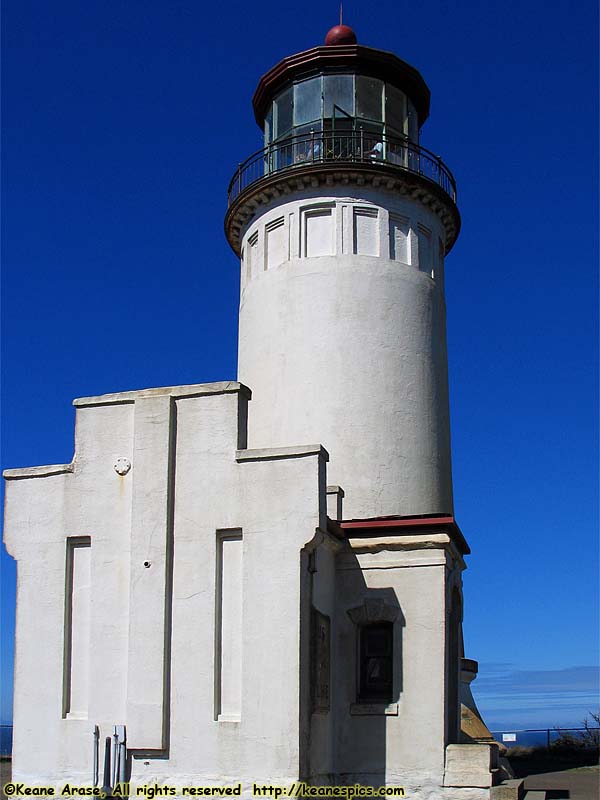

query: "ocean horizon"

left=2, top=719, right=598, bottom=758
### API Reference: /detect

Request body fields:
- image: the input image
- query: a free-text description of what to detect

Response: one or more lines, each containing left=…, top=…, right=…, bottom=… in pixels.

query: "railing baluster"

left=228, top=131, right=457, bottom=207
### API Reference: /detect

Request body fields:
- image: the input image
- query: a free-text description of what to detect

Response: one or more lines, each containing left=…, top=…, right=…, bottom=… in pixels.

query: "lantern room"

left=225, top=28, right=459, bottom=255
left=252, top=27, right=432, bottom=168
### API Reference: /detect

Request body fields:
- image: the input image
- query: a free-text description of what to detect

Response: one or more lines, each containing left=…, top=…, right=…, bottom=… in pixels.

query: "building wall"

left=301, top=532, right=340, bottom=782
left=3, top=380, right=491, bottom=797
left=237, top=186, right=453, bottom=520
left=5, top=401, right=135, bottom=784
left=4, top=383, right=328, bottom=788
left=333, top=540, right=458, bottom=789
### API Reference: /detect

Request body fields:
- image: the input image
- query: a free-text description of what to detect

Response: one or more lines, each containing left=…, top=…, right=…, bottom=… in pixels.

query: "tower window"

left=358, top=622, right=393, bottom=703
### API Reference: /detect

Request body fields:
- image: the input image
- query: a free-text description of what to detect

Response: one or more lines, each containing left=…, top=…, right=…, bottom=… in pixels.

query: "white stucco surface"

left=3, top=382, right=328, bottom=787
left=237, top=187, right=453, bottom=520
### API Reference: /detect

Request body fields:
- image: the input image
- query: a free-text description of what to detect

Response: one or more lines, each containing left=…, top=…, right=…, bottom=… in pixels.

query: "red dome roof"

left=325, top=24, right=357, bottom=46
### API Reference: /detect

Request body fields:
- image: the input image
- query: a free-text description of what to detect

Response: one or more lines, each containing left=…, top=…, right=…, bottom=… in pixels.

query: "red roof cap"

left=325, top=24, right=357, bottom=46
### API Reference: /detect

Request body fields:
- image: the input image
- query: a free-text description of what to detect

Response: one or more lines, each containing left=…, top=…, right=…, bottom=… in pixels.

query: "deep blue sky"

left=2, top=0, right=598, bottom=729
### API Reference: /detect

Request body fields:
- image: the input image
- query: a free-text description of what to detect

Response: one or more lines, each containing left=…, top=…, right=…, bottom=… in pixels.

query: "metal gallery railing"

left=491, top=726, right=600, bottom=749
left=227, top=129, right=457, bottom=206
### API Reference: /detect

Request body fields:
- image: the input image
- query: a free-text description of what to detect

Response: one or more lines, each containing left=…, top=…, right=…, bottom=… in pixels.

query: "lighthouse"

left=4, top=24, right=507, bottom=800
left=227, top=24, right=460, bottom=521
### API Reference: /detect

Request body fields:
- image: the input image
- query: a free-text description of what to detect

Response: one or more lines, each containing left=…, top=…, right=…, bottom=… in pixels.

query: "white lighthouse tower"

left=4, top=23, right=508, bottom=800
left=228, top=23, right=459, bottom=521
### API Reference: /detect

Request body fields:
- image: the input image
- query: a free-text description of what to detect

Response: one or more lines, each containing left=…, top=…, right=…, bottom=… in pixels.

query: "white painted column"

left=126, top=395, right=174, bottom=750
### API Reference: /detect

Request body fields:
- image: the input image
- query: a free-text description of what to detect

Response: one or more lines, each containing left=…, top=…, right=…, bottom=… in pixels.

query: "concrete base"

left=444, top=744, right=499, bottom=788
left=490, top=779, right=526, bottom=800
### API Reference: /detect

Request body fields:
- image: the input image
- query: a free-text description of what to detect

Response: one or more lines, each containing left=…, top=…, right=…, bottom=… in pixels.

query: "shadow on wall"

left=301, top=540, right=405, bottom=787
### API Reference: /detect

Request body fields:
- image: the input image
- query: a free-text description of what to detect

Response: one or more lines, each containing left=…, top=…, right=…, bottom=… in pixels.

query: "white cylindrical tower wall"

left=237, top=185, right=453, bottom=520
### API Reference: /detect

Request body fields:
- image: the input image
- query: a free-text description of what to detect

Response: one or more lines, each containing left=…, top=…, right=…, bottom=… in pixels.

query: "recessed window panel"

left=294, top=77, right=322, bottom=126
left=353, top=207, right=379, bottom=256
left=265, top=217, right=287, bottom=269
left=417, top=224, right=432, bottom=275
left=303, top=206, right=334, bottom=258
left=390, top=215, right=410, bottom=264
left=323, top=74, right=355, bottom=119
left=356, top=76, right=383, bottom=121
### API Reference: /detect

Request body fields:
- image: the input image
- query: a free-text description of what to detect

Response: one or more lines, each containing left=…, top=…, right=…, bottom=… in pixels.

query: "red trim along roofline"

left=338, top=514, right=470, bottom=555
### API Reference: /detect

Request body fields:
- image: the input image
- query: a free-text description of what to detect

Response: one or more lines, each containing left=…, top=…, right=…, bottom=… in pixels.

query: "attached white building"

left=4, top=24, right=509, bottom=800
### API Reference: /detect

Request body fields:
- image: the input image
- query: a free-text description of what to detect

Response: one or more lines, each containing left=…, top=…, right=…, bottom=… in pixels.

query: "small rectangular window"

left=359, top=622, right=393, bottom=703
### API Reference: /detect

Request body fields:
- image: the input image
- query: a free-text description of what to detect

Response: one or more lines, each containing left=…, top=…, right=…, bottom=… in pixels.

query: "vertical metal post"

left=102, top=737, right=112, bottom=796
left=310, top=128, right=315, bottom=162
left=115, top=725, right=127, bottom=786
left=237, top=163, right=242, bottom=195
left=111, top=732, right=118, bottom=788
left=360, top=127, right=364, bottom=161
left=92, top=726, right=99, bottom=787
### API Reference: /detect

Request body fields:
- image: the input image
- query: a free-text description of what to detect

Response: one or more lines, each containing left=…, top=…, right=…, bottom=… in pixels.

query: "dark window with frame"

left=359, top=622, right=393, bottom=702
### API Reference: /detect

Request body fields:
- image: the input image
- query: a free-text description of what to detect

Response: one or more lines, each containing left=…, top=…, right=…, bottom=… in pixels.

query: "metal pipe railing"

left=227, top=130, right=457, bottom=205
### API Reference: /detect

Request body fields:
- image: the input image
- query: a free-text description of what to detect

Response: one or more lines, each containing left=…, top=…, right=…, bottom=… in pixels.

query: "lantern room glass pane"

left=407, top=99, right=418, bottom=143
left=294, top=77, right=322, bottom=126
left=356, top=76, right=383, bottom=121
left=385, top=85, right=408, bottom=138
left=323, top=74, right=354, bottom=118
left=264, top=106, right=273, bottom=146
left=275, top=86, right=293, bottom=139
